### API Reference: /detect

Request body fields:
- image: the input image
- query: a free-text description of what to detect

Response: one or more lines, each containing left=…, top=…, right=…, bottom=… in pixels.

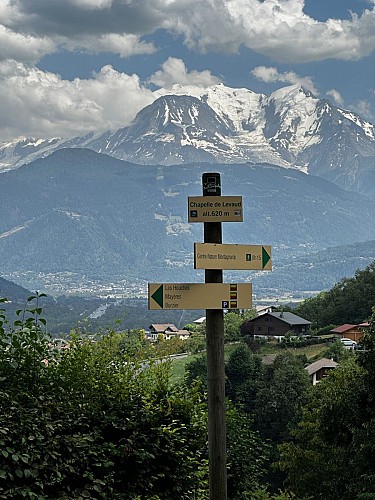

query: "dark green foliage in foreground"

left=254, top=352, right=311, bottom=445
left=279, top=308, right=375, bottom=500
left=226, top=404, right=272, bottom=500
left=0, top=296, right=208, bottom=499
left=0, top=297, right=276, bottom=499
left=226, top=344, right=263, bottom=413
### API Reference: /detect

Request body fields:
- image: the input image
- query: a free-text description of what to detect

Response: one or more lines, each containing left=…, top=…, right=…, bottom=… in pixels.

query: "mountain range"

left=1, top=83, right=375, bottom=300
left=1, top=147, right=375, bottom=298
left=1, top=84, right=375, bottom=199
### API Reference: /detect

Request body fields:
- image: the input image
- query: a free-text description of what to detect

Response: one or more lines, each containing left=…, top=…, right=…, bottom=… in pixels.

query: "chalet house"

left=241, top=311, right=312, bottom=338
left=330, top=322, right=370, bottom=342
left=148, top=323, right=190, bottom=341
left=305, top=358, right=338, bottom=385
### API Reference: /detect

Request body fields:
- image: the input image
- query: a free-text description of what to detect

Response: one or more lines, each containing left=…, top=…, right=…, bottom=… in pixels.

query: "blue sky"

left=1, top=0, right=375, bottom=141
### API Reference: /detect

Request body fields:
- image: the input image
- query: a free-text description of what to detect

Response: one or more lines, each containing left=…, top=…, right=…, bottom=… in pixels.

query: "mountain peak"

left=268, top=84, right=317, bottom=107
left=1, top=83, right=375, bottom=198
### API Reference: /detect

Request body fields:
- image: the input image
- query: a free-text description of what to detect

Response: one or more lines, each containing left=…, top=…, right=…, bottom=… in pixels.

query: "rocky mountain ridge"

left=1, top=83, right=375, bottom=197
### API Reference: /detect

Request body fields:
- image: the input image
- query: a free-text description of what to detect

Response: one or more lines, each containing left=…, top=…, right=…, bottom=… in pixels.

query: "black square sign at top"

left=190, top=210, right=198, bottom=218
left=202, top=172, right=221, bottom=196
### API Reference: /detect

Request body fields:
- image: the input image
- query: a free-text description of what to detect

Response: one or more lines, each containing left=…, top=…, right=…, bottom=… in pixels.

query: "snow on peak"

left=337, top=108, right=375, bottom=139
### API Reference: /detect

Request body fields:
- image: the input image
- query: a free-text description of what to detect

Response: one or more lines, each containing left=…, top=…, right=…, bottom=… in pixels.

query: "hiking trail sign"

left=194, top=243, right=272, bottom=271
left=188, top=195, right=243, bottom=222
left=148, top=283, right=252, bottom=310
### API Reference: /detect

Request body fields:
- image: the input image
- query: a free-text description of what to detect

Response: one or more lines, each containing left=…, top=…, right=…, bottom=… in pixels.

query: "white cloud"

left=0, top=56, right=222, bottom=142
left=0, top=24, right=55, bottom=63
left=163, top=0, right=375, bottom=63
left=3, top=1, right=375, bottom=65
left=251, top=66, right=317, bottom=94
left=149, top=57, right=221, bottom=88
left=62, top=33, right=155, bottom=58
left=0, top=61, right=155, bottom=140
left=68, top=0, right=113, bottom=9
left=326, top=89, right=344, bottom=107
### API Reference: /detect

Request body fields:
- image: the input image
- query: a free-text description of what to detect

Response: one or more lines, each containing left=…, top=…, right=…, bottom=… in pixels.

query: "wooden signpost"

left=148, top=172, right=271, bottom=500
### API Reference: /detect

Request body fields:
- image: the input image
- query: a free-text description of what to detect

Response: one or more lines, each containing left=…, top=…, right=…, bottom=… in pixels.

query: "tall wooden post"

left=203, top=173, right=227, bottom=500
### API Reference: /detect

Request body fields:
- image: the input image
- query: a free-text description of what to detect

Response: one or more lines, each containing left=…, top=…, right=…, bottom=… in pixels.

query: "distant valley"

left=1, top=83, right=375, bottom=310
left=0, top=147, right=374, bottom=304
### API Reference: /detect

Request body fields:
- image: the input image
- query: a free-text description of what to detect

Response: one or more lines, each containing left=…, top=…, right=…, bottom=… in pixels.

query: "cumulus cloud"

left=163, top=0, right=375, bottom=63
left=1, top=0, right=375, bottom=140
left=62, top=33, right=155, bottom=58
left=251, top=66, right=317, bottom=94
left=149, top=57, right=221, bottom=88
left=2, top=0, right=375, bottom=64
left=0, top=61, right=155, bottom=140
left=0, top=25, right=55, bottom=63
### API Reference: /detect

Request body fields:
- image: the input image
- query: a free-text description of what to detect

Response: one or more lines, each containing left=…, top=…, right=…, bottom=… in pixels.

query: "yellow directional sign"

left=194, top=243, right=272, bottom=271
left=188, top=196, right=243, bottom=222
left=148, top=283, right=252, bottom=310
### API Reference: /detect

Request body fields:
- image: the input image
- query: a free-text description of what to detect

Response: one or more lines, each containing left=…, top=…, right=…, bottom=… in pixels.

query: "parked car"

left=340, top=338, right=357, bottom=349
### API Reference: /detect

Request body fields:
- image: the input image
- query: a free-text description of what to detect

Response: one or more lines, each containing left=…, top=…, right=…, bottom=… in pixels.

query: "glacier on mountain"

left=1, top=82, right=375, bottom=197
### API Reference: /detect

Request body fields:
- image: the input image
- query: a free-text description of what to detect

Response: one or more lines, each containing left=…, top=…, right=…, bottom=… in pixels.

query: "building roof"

left=305, top=358, right=338, bottom=376
left=193, top=316, right=206, bottom=324
left=149, top=323, right=178, bottom=333
left=330, top=324, right=358, bottom=334
left=255, top=305, right=276, bottom=314
left=249, top=311, right=311, bottom=326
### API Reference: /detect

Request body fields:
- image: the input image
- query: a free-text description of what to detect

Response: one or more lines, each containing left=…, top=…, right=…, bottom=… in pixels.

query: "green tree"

left=279, top=358, right=366, bottom=500
left=226, top=403, right=271, bottom=499
left=295, top=261, right=375, bottom=327
left=323, top=338, right=351, bottom=362
left=224, top=309, right=256, bottom=342
left=0, top=299, right=210, bottom=499
left=119, top=328, right=150, bottom=359
left=279, top=308, right=375, bottom=500
left=226, top=343, right=263, bottom=412
left=254, top=352, right=311, bottom=443
left=185, top=354, right=208, bottom=392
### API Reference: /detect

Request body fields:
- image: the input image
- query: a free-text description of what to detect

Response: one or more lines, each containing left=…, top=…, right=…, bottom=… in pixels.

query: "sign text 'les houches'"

left=148, top=283, right=253, bottom=310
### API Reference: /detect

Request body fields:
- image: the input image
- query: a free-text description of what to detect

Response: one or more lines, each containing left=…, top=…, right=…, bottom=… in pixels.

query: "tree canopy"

left=295, top=261, right=375, bottom=327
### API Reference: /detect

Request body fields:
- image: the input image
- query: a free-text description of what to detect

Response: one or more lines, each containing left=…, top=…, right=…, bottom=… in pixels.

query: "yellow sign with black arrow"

left=148, top=282, right=253, bottom=310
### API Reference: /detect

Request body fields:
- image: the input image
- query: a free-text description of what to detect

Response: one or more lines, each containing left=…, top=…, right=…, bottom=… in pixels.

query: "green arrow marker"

left=151, top=285, right=164, bottom=308
left=262, top=246, right=271, bottom=269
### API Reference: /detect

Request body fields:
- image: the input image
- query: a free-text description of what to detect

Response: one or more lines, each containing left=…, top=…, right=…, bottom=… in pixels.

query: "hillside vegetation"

left=294, top=260, right=375, bottom=327
left=1, top=258, right=375, bottom=498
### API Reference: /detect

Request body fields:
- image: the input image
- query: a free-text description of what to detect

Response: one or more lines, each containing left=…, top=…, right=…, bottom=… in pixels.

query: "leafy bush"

left=0, top=296, right=209, bottom=499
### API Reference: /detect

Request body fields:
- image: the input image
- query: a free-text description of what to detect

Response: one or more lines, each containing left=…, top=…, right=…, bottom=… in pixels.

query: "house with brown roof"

left=148, top=323, right=190, bottom=341
left=330, top=322, right=370, bottom=342
left=241, top=311, right=311, bottom=338
left=305, top=358, right=338, bottom=385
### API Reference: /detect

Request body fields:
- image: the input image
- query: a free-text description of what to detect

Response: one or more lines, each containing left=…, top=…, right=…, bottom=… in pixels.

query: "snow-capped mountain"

left=2, top=83, right=375, bottom=197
